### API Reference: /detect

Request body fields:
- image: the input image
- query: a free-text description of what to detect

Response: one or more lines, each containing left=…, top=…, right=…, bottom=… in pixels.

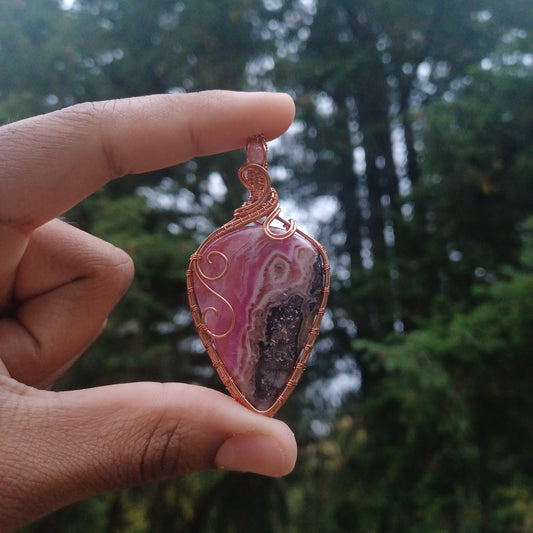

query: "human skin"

left=0, top=91, right=297, bottom=531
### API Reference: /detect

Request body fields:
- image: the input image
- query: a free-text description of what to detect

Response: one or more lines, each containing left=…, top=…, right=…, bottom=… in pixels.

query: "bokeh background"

left=2, top=0, right=533, bottom=531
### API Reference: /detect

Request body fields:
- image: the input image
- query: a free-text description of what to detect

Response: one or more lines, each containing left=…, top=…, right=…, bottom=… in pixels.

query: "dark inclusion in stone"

left=253, top=254, right=324, bottom=410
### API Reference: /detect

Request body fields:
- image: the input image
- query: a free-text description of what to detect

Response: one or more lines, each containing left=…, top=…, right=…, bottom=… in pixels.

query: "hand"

left=0, top=91, right=297, bottom=531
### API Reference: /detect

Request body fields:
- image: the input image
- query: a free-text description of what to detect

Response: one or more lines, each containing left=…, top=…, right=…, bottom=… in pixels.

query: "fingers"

left=0, top=219, right=134, bottom=387
left=0, top=91, right=295, bottom=230
left=0, top=380, right=298, bottom=530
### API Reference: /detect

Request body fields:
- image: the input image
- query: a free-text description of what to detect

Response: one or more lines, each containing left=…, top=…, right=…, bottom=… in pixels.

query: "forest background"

left=2, top=0, right=533, bottom=531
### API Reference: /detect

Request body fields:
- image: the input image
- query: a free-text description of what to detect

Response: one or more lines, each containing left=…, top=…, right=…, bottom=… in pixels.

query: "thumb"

left=0, top=378, right=297, bottom=531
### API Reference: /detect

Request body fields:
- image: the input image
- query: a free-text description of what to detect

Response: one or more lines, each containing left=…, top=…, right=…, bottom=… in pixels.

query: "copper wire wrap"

left=187, top=135, right=330, bottom=417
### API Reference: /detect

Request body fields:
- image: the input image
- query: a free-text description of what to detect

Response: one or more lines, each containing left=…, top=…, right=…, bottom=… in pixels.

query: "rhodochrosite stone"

left=187, top=135, right=329, bottom=416
left=192, top=225, right=325, bottom=412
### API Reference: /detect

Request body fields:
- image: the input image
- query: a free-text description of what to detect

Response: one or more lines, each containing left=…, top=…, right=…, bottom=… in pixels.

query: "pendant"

left=187, top=135, right=330, bottom=417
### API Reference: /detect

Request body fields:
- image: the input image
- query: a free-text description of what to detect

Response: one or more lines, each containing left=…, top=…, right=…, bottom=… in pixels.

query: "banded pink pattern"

left=192, top=225, right=324, bottom=411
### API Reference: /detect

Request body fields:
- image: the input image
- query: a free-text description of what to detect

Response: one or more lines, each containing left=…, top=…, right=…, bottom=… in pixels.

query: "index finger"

left=0, top=91, right=295, bottom=230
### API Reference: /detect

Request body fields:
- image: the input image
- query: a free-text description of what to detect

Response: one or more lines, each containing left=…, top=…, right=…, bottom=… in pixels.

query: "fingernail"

left=215, top=433, right=290, bottom=477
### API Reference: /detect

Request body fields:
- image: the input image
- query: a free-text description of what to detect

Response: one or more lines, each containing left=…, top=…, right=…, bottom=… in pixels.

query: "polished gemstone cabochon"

left=191, top=224, right=325, bottom=411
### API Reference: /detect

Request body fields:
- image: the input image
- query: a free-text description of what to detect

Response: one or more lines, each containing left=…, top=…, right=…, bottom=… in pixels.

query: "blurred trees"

left=297, top=216, right=533, bottom=532
left=1, top=0, right=532, bottom=531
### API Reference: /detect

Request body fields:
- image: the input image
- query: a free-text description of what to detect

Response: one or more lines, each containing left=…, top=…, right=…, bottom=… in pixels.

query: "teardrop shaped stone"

left=192, top=225, right=325, bottom=411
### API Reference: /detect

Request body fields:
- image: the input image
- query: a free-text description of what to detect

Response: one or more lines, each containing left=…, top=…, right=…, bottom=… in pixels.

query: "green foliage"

left=297, top=255, right=533, bottom=532
left=0, top=0, right=70, bottom=120
left=390, top=63, right=533, bottom=334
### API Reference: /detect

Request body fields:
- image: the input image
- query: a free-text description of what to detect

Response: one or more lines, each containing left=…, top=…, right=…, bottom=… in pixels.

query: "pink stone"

left=191, top=225, right=325, bottom=411
left=246, top=137, right=267, bottom=166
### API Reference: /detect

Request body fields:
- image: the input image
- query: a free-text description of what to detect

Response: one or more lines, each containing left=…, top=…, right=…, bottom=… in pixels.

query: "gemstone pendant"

left=187, top=135, right=330, bottom=417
